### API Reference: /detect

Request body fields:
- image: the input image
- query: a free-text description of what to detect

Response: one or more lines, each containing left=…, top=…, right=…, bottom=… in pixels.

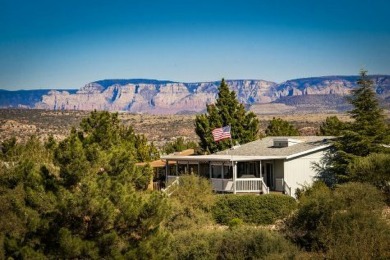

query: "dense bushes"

left=166, top=175, right=216, bottom=231
left=284, top=182, right=390, bottom=258
left=348, top=153, right=390, bottom=203
left=212, top=194, right=297, bottom=225
left=170, top=227, right=299, bottom=259
left=0, top=112, right=169, bottom=259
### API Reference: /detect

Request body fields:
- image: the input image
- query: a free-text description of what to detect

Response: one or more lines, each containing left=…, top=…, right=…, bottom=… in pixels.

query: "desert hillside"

left=0, top=109, right=358, bottom=147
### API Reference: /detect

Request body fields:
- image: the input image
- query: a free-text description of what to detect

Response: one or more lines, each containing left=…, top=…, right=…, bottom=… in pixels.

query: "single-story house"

left=161, top=136, right=334, bottom=198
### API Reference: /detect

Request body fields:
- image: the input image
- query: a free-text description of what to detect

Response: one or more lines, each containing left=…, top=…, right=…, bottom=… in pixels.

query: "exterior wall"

left=283, top=150, right=326, bottom=198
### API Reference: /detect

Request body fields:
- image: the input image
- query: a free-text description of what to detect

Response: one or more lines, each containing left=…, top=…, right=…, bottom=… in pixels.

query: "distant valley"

left=1, top=75, right=390, bottom=114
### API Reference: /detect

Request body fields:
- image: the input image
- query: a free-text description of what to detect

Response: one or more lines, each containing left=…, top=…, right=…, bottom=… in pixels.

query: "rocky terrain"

left=1, top=75, right=389, bottom=114
left=0, top=109, right=197, bottom=147
left=0, top=109, right=357, bottom=148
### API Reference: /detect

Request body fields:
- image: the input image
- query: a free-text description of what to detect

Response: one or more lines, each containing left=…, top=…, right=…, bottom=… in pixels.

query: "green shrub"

left=166, top=175, right=216, bottom=231
left=212, top=194, right=297, bottom=225
left=227, top=218, right=243, bottom=229
left=284, top=182, right=390, bottom=258
left=170, top=227, right=299, bottom=259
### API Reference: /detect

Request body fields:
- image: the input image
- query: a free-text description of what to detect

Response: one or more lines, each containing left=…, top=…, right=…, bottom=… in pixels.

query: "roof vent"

left=273, top=138, right=302, bottom=148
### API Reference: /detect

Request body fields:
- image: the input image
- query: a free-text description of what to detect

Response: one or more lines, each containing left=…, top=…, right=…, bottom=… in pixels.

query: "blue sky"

left=1, top=0, right=389, bottom=90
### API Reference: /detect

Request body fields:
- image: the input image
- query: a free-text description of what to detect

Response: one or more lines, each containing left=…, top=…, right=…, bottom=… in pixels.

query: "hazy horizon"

left=1, top=0, right=390, bottom=90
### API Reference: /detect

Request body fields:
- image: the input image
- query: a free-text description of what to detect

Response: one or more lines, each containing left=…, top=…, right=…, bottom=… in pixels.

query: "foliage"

left=348, top=71, right=389, bottom=141
left=162, top=136, right=198, bottom=154
left=227, top=218, right=243, bottom=229
left=318, top=115, right=348, bottom=136
left=212, top=194, right=297, bottom=225
left=54, top=111, right=159, bottom=190
left=0, top=111, right=170, bottom=259
left=284, top=181, right=390, bottom=258
left=170, top=227, right=299, bottom=260
left=166, top=175, right=216, bottom=231
left=315, top=70, right=390, bottom=185
left=265, top=117, right=300, bottom=136
left=79, top=110, right=159, bottom=162
left=348, top=153, right=390, bottom=203
left=312, top=148, right=340, bottom=188
left=0, top=137, right=17, bottom=158
left=195, top=79, right=260, bottom=154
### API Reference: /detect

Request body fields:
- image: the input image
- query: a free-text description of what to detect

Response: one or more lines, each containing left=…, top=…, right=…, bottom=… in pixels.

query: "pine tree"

left=0, top=111, right=170, bottom=259
left=316, top=70, right=390, bottom=185
left=163, top=137, right=198, bottom=154
left=195, top=79, right=260, bottom=153
left=348, top=70, right=389, bottom=146
left=318, top=116, right=348, bottom=136
left=265, top=117, right=299, bottom=136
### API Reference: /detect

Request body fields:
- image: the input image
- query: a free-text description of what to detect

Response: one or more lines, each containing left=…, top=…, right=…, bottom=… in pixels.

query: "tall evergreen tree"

left=316, top=70, right=390, bottom=185
left=348, top=70, right=389, bottom=145
left=195, top=79, right=260, bottom=153
left=318, top=116, right=348, bottom=136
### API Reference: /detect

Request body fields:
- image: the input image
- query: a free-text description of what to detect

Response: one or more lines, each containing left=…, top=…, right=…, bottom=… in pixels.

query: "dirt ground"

left=0, top=108, right=355, bottom=148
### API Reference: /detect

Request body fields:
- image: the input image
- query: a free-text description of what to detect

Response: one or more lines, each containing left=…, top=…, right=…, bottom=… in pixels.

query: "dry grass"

left=2, top=108, right=388, bottom=148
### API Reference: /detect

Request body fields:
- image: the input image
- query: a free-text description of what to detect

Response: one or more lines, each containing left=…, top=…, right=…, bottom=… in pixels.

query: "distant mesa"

left=1, top=75, right=389, bottom=114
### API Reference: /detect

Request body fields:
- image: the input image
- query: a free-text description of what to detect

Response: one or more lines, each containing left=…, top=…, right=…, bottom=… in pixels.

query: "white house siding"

left=283, top=150, right=325, bottom=198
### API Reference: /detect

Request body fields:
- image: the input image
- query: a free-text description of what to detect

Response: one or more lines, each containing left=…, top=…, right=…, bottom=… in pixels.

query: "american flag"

left=212, top=125, right=231, bottom=142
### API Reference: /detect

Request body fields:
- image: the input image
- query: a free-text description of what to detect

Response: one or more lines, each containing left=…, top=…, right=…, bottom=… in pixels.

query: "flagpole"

left=228, top=125, right=233, bottom=149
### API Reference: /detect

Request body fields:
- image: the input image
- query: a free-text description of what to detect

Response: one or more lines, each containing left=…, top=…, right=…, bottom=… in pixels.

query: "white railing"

left=235, top=178, right=262, bottom=193
left=163, top=176, right=180, bottom=196
left=211, top=178, right=234, bottom=192
left=166, top=175, right=179, bottom=186
left=260, top=178, right=270, bottom=194
left=211, top=178, right=270, bottom=194
left=283, top=181, right=292, bottom=196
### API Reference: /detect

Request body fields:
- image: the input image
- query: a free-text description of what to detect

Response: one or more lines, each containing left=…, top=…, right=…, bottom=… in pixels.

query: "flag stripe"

left=212, top=126, right=231, bottom=142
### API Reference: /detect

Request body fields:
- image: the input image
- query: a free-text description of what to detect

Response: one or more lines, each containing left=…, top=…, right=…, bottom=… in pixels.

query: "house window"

left=199, top=162, right=209, bottom=178
left=237, top=162, right=259, bottom=178
left=211, top=163, right=232, bottom=179
left=224, top=165, right=232, bottom=179
left=177, top=162, right=187, bottom=174
left=211, top=165, right=222, bottom=178
left=167, top=164, right=176, bottom=176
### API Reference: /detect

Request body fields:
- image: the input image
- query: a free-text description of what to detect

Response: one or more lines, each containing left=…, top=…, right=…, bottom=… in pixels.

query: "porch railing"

left=166, top=175, right=179, bottom=186
left=163, top=176, right=180, bottom=196
left=235, top=178, right=262, bottom=193
left=168, top=175, right=270, bottom=194
left=283, top=181, right=292, bottom=196
left=260, top=178, right=269, bottom=194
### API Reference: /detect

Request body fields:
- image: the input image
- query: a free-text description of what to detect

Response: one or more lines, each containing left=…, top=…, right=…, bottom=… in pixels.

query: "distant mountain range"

left=1, top=75, right=389, bottom=114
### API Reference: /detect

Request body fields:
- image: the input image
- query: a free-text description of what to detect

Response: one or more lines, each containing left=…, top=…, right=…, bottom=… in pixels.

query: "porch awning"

left=161, top=154, right=286, bottom=162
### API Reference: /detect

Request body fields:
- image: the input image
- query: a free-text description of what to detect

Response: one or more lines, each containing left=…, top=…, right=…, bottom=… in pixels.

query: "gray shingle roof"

left=215, top=136, right=334, bottom=157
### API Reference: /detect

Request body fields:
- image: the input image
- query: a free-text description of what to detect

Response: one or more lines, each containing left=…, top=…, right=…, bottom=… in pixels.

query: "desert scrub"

left=169, top=226, right=299, bottom=259
left=212, top=194, right=297, bottom=225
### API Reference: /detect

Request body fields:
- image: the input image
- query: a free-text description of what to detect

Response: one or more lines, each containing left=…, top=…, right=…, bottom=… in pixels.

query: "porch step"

left=269, top=191, right=284, bottom=194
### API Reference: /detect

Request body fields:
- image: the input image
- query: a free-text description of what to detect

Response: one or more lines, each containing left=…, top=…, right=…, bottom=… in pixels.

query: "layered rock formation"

left=35, top=79, right=277, bottom=114
left=2, top=76, right=389, bottom=114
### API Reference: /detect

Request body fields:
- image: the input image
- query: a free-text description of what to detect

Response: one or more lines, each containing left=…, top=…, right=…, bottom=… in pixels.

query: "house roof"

left=162, top=136, right=334, bottom=162
left=136, top=149, right=195, bottom=167
left=216, top=136, right=334, bottom=158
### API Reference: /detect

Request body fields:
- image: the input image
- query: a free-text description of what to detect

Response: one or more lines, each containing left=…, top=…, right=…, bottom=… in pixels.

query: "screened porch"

left=164, top=159, right=274, bottom=194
